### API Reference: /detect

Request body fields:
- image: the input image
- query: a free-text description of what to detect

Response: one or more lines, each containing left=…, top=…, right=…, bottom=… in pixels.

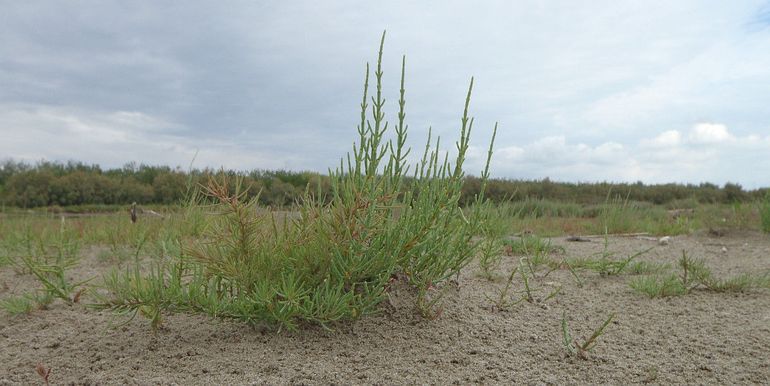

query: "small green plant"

left=678, top=251, right=712, bottom=288
left=19, top=255, right=90, bottom=304
left=561, top=258, right=584, bottom=288
left=561, top=311, right=615, bottom=359
left=520, top=265, right=561, bottom=304
left=519, top=261, right=535, bottom=303
left=485, top=266, right=518, bottom=310
left=477, top=234, right=504, bottom=280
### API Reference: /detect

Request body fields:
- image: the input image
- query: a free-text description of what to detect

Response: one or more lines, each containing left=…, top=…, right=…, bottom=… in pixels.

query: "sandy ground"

left=1, top=231, right=769, bottom=385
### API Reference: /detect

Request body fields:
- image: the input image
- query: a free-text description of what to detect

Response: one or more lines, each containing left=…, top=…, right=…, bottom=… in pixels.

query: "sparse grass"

left=520, top=265, right=562, bottom=304
left=96, top=247, right=132, bottom=262
left=0, top=217, right=91, bottom=315
left=0, top=206, right=185, bottom=253
left=589, top=194, right=694, bottom=236
left=595, top=191, right=635, bottom=235
left=486, top=256, right=561, bottom=309
left=630, top=250, right=770, bottom=298
left=0, top=248, right=10, bottom=268
left=503, top=235, right=564, bottom=256
left=566, top=246, right=652, bottom=276
left=487, top=199, right=765, bottom=237
left=0, top=201, right=760, bottom=255
left=627, top=260, right=670, bottom=275
left=698, top=202, right=759, bottom=234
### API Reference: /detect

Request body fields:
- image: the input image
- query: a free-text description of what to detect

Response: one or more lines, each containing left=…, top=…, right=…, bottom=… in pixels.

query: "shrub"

left=96, top=32, right=498, bottom=329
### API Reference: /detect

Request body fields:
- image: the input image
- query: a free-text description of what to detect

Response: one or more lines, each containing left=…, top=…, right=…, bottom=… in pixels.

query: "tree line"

left=0, top=160, right=765, bottom=209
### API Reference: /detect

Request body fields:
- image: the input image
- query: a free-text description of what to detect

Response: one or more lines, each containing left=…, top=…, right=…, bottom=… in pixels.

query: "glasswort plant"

left=96, top=31, right=498, bottom=329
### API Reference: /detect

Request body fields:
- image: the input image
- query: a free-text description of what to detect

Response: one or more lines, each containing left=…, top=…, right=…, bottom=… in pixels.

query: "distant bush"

left=1, top=156, right=765, bottom=210
left=761, top=193, right=770, bottom=233
left=1, top=158, right=765, bottom=210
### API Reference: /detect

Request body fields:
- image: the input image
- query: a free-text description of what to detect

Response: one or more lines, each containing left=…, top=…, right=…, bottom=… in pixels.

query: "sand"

left=1, top=231, right=769, bottom=385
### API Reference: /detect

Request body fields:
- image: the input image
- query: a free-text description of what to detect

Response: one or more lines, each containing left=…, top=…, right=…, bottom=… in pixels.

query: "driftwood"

left=566, top=236, right=592, bottom=242
left=129, top=203, right=166, bottom=223
left=668, top=208, right=695, bottom=218
left=141, top=209, right=165, bottom=218
left=577, top=232, right=650, bottom=238
left=568, top=232, right=672, bottom=246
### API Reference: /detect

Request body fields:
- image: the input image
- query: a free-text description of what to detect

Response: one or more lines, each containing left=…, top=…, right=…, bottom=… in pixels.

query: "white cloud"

left=2, top=2, right=770, bottom=186
left=495, top=136, right=627, bottom=167
left=0, top=105, right=288, bottom=170
left=643, top=130, right=682, bottom=147
left=688, top=122, right=734, bottom=143
left=487, top=136, right=631, bottom=180
left=580, top=26, right=770, bottom=134
left=468, top=122, right=770, bottom=187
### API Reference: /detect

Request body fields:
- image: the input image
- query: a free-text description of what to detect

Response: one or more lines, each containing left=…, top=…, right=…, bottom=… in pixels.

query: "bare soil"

left=1, top=231, right=769, bottom=385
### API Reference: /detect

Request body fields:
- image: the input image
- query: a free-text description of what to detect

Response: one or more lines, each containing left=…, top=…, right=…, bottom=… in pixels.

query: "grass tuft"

left=0, top=295, right=35, bottom=316
left=629, top=274, right=687, bottom=298
left=503, top=235, right=564, bottom=256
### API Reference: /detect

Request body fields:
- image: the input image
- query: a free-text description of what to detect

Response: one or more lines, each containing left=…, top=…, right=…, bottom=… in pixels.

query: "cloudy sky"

left=2, top=1, right=770, bottom=187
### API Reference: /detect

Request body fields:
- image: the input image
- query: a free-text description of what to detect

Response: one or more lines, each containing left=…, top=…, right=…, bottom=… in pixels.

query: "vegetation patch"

left=761, top=193, right=770, bottom=233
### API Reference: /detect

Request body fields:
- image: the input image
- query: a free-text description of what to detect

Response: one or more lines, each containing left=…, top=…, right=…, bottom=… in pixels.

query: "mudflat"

left=1, top=231, right=768, bottom=385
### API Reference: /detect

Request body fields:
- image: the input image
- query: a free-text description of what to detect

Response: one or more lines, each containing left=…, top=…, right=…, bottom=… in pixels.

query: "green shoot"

left=562, top=311, right=615, bottom=359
